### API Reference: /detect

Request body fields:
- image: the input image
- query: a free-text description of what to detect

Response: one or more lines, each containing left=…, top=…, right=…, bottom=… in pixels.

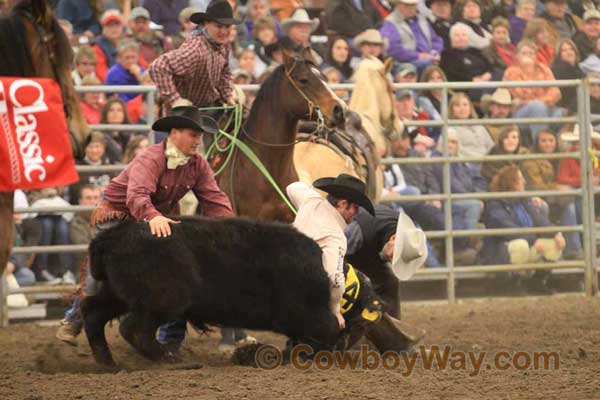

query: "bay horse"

left=293, top=57, right=403, bottom=202
left=216, top=47, right=346, bottom=222
left=0, top=0, right=89, bottom=277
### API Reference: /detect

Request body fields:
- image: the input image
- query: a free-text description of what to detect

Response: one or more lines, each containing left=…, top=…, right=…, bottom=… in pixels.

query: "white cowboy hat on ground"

left=281, top=8, right=319, bottom=34
left=391, top=213, right=428, bottom=281
left=560, top=124, right=600, bottom=142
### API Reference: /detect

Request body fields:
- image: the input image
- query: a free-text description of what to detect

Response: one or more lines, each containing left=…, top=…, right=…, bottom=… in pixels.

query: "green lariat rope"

left=201, top=104, right=297, bottom=215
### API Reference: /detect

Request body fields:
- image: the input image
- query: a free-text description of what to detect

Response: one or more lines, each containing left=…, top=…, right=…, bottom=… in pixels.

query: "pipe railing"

left=3, top=79, right=599, bottom=326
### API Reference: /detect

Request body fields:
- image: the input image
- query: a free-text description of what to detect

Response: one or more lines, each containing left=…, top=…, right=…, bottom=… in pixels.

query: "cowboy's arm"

left=192, top=157, right=235, bottom=217
left=149, top=42, right=200, bottom=107
left=286, top=181, right=319, bottom=209
left=220, top=53, right=235, bottom=104
left=125, top=156, right=163, bottom=221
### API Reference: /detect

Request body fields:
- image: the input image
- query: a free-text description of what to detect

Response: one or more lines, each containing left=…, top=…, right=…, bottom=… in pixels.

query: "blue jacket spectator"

left=380, top=0, right=443, bottom=69
left=56, top=0, right=101, bottom=35
left=104, top=40, right=144, bottom=102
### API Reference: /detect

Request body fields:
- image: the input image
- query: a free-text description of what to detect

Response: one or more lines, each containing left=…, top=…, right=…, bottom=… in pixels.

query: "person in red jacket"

left=93, top=10, right=125, bottom=82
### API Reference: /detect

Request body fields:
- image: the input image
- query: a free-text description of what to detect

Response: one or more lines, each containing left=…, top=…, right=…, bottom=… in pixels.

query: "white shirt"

left=286, top=181, right=347, bottom=313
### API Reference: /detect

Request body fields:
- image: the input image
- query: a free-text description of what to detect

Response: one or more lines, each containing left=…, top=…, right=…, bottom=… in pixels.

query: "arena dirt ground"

left=0, top=294, right=598, bottom=400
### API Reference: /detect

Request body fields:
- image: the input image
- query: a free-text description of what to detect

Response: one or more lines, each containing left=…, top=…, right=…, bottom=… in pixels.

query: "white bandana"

left=165, top=139, right=191, bottom=169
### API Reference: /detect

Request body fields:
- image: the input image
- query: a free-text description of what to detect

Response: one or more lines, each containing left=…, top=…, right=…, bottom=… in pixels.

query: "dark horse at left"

left=0, top=0, right=88, bottom=278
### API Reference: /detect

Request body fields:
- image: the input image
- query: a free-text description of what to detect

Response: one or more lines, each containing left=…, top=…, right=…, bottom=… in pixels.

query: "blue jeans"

left=36, top=216, right=72, bottom=275
left=560, top=200, right=582, bottom=254
left=13, top=267, right=35, bottom=286
left=156, top=323, right=247, bottom=347
left=452, top=199, right=482, bottom=230
left=513, top=101, right=566, bottom=142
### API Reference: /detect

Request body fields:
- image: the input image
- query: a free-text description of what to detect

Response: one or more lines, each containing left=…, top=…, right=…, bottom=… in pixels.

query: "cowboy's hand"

left=226, top=97, right=237, bottom=106
left=555, top=233, right=566, bottom=250
left=149, top=215, right=180, bottom=237
left=335, top=311, right=346, bottom=330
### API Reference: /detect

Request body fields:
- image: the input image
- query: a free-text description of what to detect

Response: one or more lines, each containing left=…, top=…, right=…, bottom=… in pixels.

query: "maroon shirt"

left=103, top=142, right=233, bottom=221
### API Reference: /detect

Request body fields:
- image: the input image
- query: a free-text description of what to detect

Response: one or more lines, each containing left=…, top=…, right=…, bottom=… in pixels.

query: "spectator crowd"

left=6, top=0, right=600, bottom=296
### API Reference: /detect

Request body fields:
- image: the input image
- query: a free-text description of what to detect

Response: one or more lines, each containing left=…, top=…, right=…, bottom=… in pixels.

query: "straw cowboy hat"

left=281, top=8, right=319, bottom=34
left=391, top=213, right=428, bottom=281
left=152, top=106, right=219, bottom=134
left=353, top=29, right=386, bottom=48
left=480, top=88, right=513, bottom=114
left=313, top=174, right=375, bottom=215
left=560, top=124, right=600, bottom=142
left=190, top=0, right=241, bottom=25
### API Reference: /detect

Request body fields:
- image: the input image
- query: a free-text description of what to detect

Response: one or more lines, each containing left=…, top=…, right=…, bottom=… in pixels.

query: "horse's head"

left=349, top=58, right=403, bottom=150
left=282, top=47, right=347, bottom=127
left=8, top=0, right=89, bottom=153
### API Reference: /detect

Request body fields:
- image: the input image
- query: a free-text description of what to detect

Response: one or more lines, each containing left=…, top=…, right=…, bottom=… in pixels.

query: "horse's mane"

left=245, top=64, right=287, bottom=130
left=0, top=6, right=34, bottom=76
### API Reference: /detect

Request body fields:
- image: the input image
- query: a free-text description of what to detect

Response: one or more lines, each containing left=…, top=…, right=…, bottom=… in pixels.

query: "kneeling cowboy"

left=56, top=107, right=254, bottom=352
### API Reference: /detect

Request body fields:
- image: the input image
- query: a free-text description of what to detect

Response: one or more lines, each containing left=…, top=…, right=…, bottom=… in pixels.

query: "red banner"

left=0, top=77, right=78, bottom=191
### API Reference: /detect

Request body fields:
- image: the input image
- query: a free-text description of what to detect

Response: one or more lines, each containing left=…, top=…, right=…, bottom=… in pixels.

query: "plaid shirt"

left=149, top=31, right=233, bottom=108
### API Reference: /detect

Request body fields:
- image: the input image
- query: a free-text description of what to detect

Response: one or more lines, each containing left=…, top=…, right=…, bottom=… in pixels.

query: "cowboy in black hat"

left=287, top=174, right=375, bottom=331
left=149, top=0, right=242, bottom=112
left=56, top=106, right=256, bottom=354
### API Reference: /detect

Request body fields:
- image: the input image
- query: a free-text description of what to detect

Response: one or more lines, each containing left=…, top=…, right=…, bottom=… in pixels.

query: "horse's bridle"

left=284, top=56, right=326, bottom=128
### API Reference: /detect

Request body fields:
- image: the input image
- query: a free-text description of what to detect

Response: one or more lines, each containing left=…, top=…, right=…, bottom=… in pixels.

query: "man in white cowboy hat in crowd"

left=345, top=204, right=427, bottom=319
left=353, top=29, right=387, bottom=62
left=281, top=8, right=323, bottom=65
left=149, top=0, right=241, bottom=113
left=287, top=174, right=376, bottom=330
left=56, top=107, right=254, bottom=353
left=379, top=0, right=444, bottom=69
left=481, top=88, right=514, bottom=144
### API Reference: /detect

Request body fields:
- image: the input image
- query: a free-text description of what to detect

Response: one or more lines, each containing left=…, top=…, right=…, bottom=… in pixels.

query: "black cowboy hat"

left=152, top=106, right=219, bottom=134
left=190, top=0, right=241, bottom=26
left=314, top=174, right=375, bottom=215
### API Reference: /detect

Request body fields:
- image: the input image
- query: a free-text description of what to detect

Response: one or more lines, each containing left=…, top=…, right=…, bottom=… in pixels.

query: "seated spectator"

left=579, top=36, right=600, bottom=75
left=100, top=98, right=131, bottom=163
left=94, top=9, right=125, bottom=82
left=393, top=63, right=418, bottom=84
left=522, top=18, right=556, bottom=67
left=557, top=125, right=600, bottom=199
left=440, top=23, right=492, bottom=84
left=237, top=45, right=265, bottom=80
left=504, top=39, right=564, bottom=142
left=323, top=36, right=354, bottom=82
left=383, top=131, right=423, bottom=200
left=127, top=7, right=167, bottom=67
left=509, top=0, right=536, bottom=45
left=56, top=0, right=101, bottom=38
left=122, top=135, right=151, bottom=164
left=71, top=45, right=97, bottom=85
left=482, top=17, right=516, bottom=80
left=481, top=125, right=530, bottom=184
left=540, top=0, right=583, bottom=40
left=76, top=131, right=113, bottom=191
left=251, top=16, right=279, bottom=66
left=480, top=88, right=516, bottom=144
left=572, top=9, right=600, bottom=61
left=142, top=0, right=188, bottom=36
left=127, top=71, right=155, bottom=124
left=480, top=165, right=564, bottom=293
left=79, top=76, right=105, bottom=125
left=69, top=184, right=101, bottom=279
left=522, top=130, right=583, bottom=260
left=417, top=65, right=449, bottom=121
left=322, top=67, right=350, bottom=102
left=179, top=7, right=200, bottom=39
left=427, top=0, right=453, bottom=49
left=482, top=0, right=515, bottom=26
left=281, top=9, right=323, bottom=64
left=352, top=29, right=386, bottom=65
left=443, top=92, right=494, bottom=158
left=28, top=188, right=73, bottom=284
left=325, top=0, right=382, bottom=38
left=243, top=0, right=283, bottom=40
left=11, top=190, right=40, bottom=286
left=105, top=39, right=145, bottom=102
left=395, top=90, right=437, bottom=141
left=552, top=39, right=584, bottom=115
left=451, top=0, right=492, bottom=50
left=380, top=0, right=443, bottom=69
